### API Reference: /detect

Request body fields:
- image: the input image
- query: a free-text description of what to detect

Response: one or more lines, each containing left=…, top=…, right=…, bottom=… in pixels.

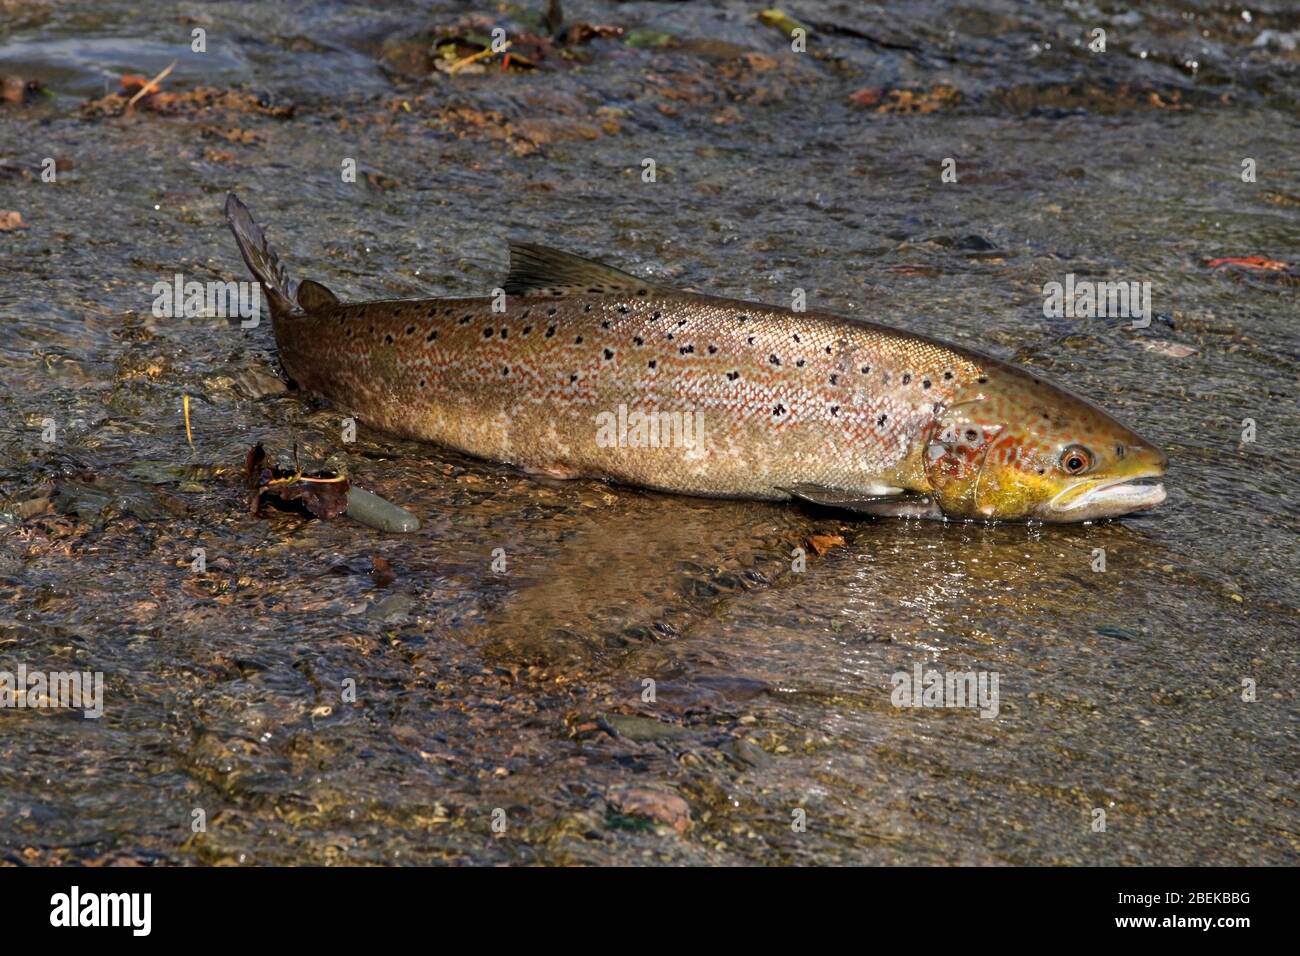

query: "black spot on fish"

left=551, top=290, right=563, bottom=297
left=824, top=346, right=832, bottom=355
left=747, top=336, right=755, bottom=345
left=648, top=360, right=657, bottom=369
left=618, top=305, right=629, bottom=315
left=601, top=320, right=611, bottom=329
left=773, top=403, right=785, bottom=416
left=727, top=371, right=740, bottom=381
left=460, top=315, right=472, bottom=324
left=738, top=315, right=750, bottom=322
left=792, top=334, right=801, bottom=343
left=831, top=405, right=840, bottom=416
left=977, top=376, right=988, bottom=384
left=604, top=348, right=614, bottom=360
left=707, top=345, right=718, bottom=354
left=796, top=359, right=805, bottom=368
left=943, top=370, right=952, bottom=380
left=877, top=414, right=889, bottom=428
left=679, top=345, right=694, bottom=354
left=634, top=336, right=644, bottom=346
left=570, top=373, right=578, bottom=383
left=677, top=319, right=686, bottom=327
left=575, top=335, right=584, bottom=344
left=484, top=328, right=493, bottom=338
left=902, top=373, right=911, bottom=384
left=522, top=308, right=531, bottom=319
left=406, top=325, right=416, bottom=336
left=861, top=365, right=871, bottom=374
left=652, top=311, right=662, bottom=321
left=667, top=333, right=675, bottom=341
left=419, top=378, right=426, bottom=388
left=384, top=333, right=394, bottom=344
left=523, top=325, right=532, bottom=335
left=502, top=366, right=509, bottom=376
left=547, top=307, right=558, bottom=316
left=346, top=328, right=354, bottom=338
left=588, top=288, right=601, bottom=294
left=583, top=304, right=591, bottom=313
left=922, top=378, right=931, bottom=389
left=426, top=329, right=437, bottom=341
left=546, top=326, right=556, bottom=338
left=769, top=354, right=781, bottom=366
left=829, top=374, right=838, bottom=385
left=637, top=289, right=648, bottom=296
left=965, top=429, right=979, bottom=442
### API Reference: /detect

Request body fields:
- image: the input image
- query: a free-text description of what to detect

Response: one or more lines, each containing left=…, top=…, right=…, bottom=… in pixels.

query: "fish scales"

left=276, top=292, right=983, bottom=499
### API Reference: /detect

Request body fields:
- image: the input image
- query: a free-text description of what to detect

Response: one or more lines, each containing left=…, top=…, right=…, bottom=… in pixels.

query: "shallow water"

left=0, top=0, right=1296, bottom=864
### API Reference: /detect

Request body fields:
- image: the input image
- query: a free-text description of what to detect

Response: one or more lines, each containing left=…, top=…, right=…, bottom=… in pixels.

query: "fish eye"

left=1061, top=445, right=1092, bottom=475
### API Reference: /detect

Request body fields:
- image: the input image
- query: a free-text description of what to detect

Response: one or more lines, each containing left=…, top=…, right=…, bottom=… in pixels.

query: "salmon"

left=226, top=194, right=1167, bottom=522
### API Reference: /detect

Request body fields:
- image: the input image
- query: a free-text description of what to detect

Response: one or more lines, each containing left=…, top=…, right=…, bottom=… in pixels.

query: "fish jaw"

left=1037, top=445, right=1168, bottom=522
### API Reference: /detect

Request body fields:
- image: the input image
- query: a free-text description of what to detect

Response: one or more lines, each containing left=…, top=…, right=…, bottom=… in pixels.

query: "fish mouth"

left=1042, top=473, right=1167, bottom=522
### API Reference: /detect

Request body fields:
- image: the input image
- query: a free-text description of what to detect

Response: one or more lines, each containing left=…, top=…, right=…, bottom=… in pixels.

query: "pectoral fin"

left=780, top=483, right=942, bottom=519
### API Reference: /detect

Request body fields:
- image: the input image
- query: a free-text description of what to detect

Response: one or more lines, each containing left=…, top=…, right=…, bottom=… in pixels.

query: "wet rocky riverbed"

left=0, top=0, right=1296, bottom=864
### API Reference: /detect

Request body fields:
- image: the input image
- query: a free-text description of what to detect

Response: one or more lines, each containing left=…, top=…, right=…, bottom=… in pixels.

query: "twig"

left=448, top=42, right=510, bottom=74
left=126, top=59, right=177, bottom=111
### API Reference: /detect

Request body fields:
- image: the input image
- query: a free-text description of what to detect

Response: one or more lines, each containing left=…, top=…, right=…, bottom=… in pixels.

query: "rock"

left=601, top=713, right=693, bottom=741
left=607, top=785, right=692, bottom=834
left=368, top=592, right=415, bottom=623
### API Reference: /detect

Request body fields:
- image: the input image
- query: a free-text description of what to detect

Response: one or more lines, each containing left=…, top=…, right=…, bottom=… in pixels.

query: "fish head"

left=921, top=365, right=1167, bottom=522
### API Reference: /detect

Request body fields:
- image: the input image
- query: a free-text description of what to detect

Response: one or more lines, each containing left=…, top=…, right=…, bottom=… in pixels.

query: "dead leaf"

left=848, top=86, right=883, bottom=107
left=808, top=533, right=846, bottom=556
left=1206, top=256, right=1287, bottom=271
left=245, top=443, right=350, bottom=520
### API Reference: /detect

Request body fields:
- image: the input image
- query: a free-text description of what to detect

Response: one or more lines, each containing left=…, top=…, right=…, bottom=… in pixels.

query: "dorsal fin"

left=297, top=278, right=339, bottom=312
left=504, top=242, right=663, bottom=297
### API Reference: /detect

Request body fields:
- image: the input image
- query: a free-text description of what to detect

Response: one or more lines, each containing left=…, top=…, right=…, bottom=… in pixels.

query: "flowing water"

left=0, top=0, right=1296, bottom=864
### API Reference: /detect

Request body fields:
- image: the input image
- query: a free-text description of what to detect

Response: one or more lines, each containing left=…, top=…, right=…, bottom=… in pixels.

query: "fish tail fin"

left=224, top=193, right=297, bottom=316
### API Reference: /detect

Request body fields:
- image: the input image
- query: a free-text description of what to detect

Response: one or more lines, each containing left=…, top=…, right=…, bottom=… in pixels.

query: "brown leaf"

left=1206, top=255, right=1288, bottom=271
left=848, top=86, right=883, bottom=107
left=808, top=533, right=846, bottom=556
left=245, top=442, right=351, bottom=520
left=371, top=556, right=397, bottom=588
